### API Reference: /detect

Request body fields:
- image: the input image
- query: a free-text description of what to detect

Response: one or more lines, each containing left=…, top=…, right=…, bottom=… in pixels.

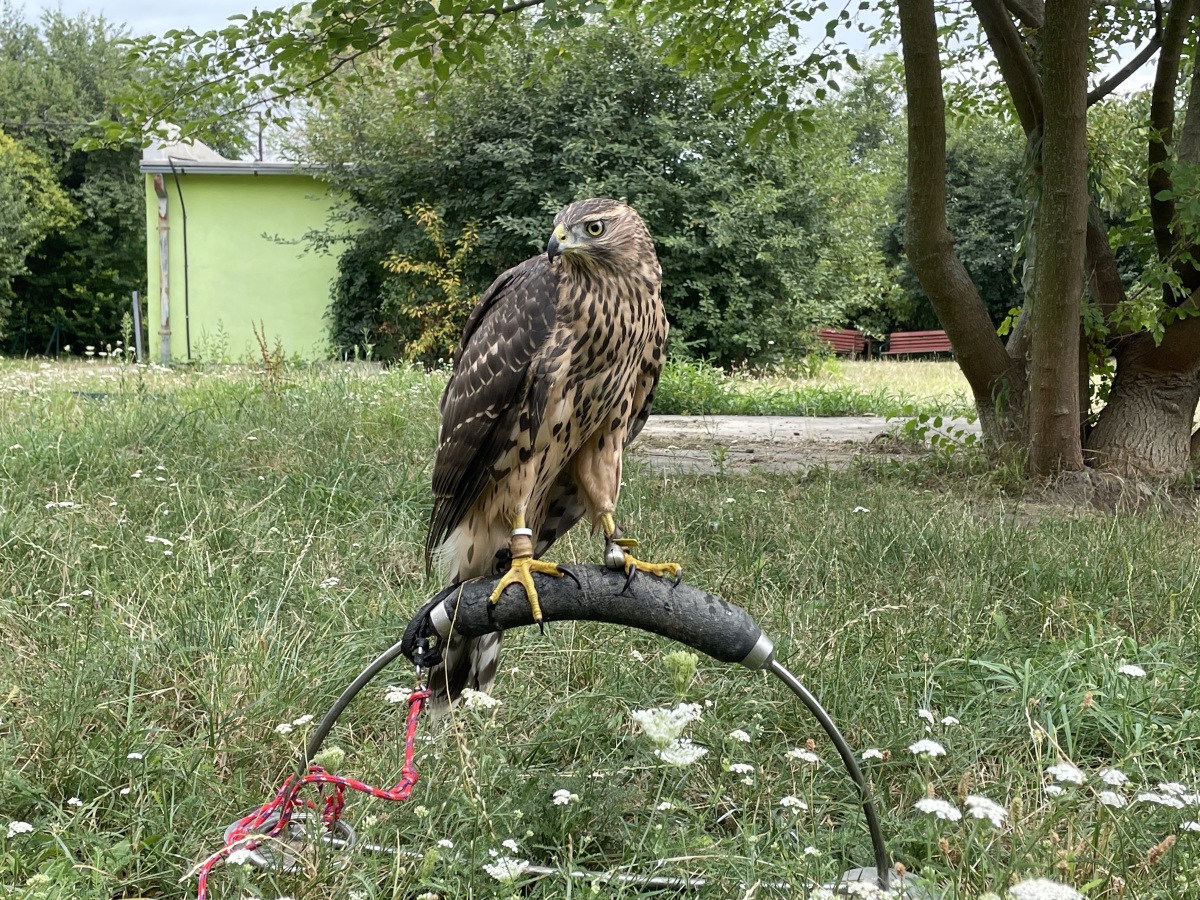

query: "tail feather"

left=427, top=632, right=503, bottom=716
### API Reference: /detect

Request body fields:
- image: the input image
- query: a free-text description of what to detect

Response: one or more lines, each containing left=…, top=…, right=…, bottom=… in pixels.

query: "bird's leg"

left=488, top=513, right=564, bottom=624
left=601, top=513, right=682, bottom=584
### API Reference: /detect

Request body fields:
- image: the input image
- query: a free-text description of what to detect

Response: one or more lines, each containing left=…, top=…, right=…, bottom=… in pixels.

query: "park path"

left=633, top=415, right=981, bottom=474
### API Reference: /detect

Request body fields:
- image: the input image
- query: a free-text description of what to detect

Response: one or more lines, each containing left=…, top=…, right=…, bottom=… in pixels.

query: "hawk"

left=424, top=198, right=680, bottom=710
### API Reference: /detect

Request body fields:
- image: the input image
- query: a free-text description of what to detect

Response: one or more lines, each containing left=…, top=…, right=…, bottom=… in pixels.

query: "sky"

left=27, top=0, right=251, bottom=36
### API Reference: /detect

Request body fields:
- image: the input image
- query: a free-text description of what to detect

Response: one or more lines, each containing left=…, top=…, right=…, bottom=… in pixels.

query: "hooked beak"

left=546, top=224, right=569, bottom=263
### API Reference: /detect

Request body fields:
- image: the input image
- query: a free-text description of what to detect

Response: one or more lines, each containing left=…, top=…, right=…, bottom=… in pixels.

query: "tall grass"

left=1, top=361, right=1197, bottom=899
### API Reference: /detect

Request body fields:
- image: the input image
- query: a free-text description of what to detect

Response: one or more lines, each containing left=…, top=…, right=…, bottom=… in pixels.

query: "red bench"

left=817, top=328, right=869, bottom=357
left=883, top=329, right=953, bottom=356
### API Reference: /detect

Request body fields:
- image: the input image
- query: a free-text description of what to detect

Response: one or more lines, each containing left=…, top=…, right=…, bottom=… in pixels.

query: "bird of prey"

left=424, top=198, right=680, bottom=710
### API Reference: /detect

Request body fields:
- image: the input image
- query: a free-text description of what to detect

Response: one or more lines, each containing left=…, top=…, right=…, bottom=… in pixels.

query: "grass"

left=653, top=358, right=974, bottom=419
left=2, top=359, right=1199, bottom=899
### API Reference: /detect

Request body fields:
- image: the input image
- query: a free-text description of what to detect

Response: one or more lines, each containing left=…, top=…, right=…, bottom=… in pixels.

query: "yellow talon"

left=488, top=555, right=564, bottom=623
left=623, top=554, right=683, bottom=580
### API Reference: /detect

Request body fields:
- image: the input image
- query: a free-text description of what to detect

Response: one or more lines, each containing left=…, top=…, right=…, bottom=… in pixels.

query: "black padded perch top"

left=401, top=565, right=774, bottom=670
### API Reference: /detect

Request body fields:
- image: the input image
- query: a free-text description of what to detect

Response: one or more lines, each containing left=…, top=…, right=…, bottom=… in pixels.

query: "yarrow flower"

left=1098, top=791, right=1127, bottom=808
left=1043, top=785, right=1065, bottom=796
left=861, top=748, right=885, bottom=761
left=804, top=846, right=821, bottom=856
left=319, top=577, right=339, bottom=588
left=501, top=838, right=520, bottom=853
left=656, top=801, right=674, bottom=811
left=1117, top=664, right=1146, bottom=678
left=274, top=723, right=294, bottom=735
left=941, top=716, right=960, bottom=726
left=6, top=821, right=33, bottom=838
left=292, top=714, right=314, bottom=727
left=728, top=729, right=751, bottom=743
left=787, top=747, right=821, bottom=764
left=1046, top=762, right=1086, bottom=785
left=437, top=838, right=454, bottom=848
left=1137, top=791, right=1186, bottom=809
left=964, top=795, right=1007, bottom=828
left=729, top=763, right=754, bottom=775
left=779, top=795, right=808, bottom=811
left=126, top=751, right=144, bottom=760
left=226, top=848, right=254, bottom=866
left=630, top=703, right=702, bottom=747
left=462, top=688, right=501, bottom=709
left=1181, top=821, right=1200, bottom=832
left=552, top=789, right=579, bottom=806
left=384, top=685, right=412, bottom=704
left=1006, top=877, right=1084, bottom=900
left=66, top=797, right=83, bottom=808
left=917, top=709, right=935, bottom=724
left=482, top=856, right=529, bottom=883
left=655, top=738, right=708, bottom=767
left=914, top=797, right=961, bottom=821
left=907, top=739, right=946, bottom=758
left=1097, top=768, right=1128, bottom=786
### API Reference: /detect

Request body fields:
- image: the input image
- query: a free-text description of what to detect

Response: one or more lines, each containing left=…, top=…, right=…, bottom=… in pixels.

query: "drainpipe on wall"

left=153, top=173, right=171, bottom=364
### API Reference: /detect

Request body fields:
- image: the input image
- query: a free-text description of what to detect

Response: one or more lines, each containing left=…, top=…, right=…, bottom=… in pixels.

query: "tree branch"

left=1001, top=0, right=1043, bottom=28
left=484, top=0, right=545, bottom=15
left=1087, top=35, right=1161, bottom=106
left=1148, top=0, right=1197, bottom=264
left=972, top=0, right=1043, bottom=134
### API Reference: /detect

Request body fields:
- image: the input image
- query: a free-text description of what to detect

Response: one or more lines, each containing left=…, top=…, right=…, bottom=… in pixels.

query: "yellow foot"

left=623, top=552, right=683, bottom=582
left=488, top=555, right=564, bottom=623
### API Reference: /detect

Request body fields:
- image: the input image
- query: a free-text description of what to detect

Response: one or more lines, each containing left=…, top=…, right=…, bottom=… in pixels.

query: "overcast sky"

left=28, top=0, right=250, bottom=36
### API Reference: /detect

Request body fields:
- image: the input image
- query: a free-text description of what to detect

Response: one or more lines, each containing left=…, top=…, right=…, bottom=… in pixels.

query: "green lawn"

left=1, top=361, right=1197, bottom=899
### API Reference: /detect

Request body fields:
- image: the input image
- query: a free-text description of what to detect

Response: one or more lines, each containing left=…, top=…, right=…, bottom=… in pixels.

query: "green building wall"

left=144, top=172, right=340, bottom=362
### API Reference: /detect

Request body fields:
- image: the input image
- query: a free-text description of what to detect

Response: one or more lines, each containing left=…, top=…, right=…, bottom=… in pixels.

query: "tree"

left=114, top=0, right=1200, bottom=477
left=310, top=22, right=854, bottom=366
left=0, top=132, right=75, bottom=329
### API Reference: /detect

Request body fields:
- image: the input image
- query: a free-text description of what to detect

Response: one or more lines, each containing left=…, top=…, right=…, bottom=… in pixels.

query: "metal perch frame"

left=293, top=566, right=899, bottom=893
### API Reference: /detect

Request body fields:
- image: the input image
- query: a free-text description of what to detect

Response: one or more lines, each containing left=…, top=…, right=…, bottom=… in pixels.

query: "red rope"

left=194, top=688, right=429, bottom=899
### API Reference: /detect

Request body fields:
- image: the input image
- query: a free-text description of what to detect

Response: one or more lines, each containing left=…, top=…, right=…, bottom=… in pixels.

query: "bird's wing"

left=425, top=256, right=558, bottom=568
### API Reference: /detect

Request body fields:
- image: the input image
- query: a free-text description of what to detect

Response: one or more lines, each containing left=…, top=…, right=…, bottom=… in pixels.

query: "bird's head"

left=546, top=198, right=654, bottom=271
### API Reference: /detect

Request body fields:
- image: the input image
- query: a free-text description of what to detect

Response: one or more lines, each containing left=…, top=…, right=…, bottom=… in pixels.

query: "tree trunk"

left=1087, top=319, right=1200, bottom=477
left=898, top=0, right=1027, bottom=452
left=1026, top=0, right=1088, bottom=474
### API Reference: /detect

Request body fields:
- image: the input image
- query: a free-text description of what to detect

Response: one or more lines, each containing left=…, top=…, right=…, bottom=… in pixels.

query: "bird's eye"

left=586, top=221, right=604, bottom=237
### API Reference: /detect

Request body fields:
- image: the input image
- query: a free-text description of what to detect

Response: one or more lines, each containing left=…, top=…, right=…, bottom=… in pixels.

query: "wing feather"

left=425, top=255, right=558, bottom=568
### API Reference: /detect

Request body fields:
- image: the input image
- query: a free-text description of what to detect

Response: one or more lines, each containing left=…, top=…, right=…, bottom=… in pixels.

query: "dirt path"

left=633, top=415, right=980, bottom=474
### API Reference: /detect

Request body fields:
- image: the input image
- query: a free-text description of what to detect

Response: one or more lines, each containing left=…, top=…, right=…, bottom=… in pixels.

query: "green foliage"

left=882, top=121, right=1027, bottom=331
left=314, top=22, right=852, bottom=366
left=0, top=132, right=75, bottom=332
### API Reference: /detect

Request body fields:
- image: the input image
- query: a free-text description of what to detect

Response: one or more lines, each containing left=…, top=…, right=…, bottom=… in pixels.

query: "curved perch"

left=401, top=565, right=773, bottom=669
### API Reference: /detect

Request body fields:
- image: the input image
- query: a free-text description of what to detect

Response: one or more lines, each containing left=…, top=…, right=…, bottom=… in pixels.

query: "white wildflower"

left=119, top=787, right=131, bottom=795
left=131, top=470, right=142, bottom=478
left=656, top=801, right=674, bottom=811
left=437, top=838, right=454, bottom=848
left=914, top=797, right=961, bottom=821
left=462, top=688, right=501, bottom=709
left=384, top=686, right=411, bottom=704
left=126, top=751, right=144, bottom=760
left=804, top=846, right=821, bottom=856
left=274, top=723, right=294, bottom=735
left=1043, top=785, right=1065, bottom=796
left=729, top=762, right=754, bottom=775
left=852, top=506, right=870, bottom=513
left=1137, top=791, right=1186, bottom=809
left=292, top=714, right=314, bottom=727
left=655, top=738, right=708, bottom=767
left=728, top=729, right=751, bottom=743
left=502, top=838, right=520, bottom=853
left=1117, top=664, right=1146, bottom=678
left=226, top=848, right=253, bottom=866
left=917, top=709, right=935, bottom=724
left=1181, top=821, right=1200, bottom=832
left=319, top=577, right=339, bottom=588
left=1097, top=768, right=1128, bottom=786
left=1098, top=791, right=1127, bottom=808
left=417, top=893, right=442, bottom=900
left=787, top=747, right=821, bottom=764
left=964, top=795, right=1007, bottom=827
left=482, top=856, right=529, bottom=883
left=1159, top=782, right=1188, bottom=797
left=6, top=821, right=33, bottom=838
left=66, top=797, right=83, bottom=807
left=1046, top=762, right=1085, bottom=784
left=779, top=795, right=808, bottom=811
left=631, top=702, right=702, bottom=747
left=1006, top=877, right=1083, bottom=900
left=941, top=716, right=960, bottom=726
left=552, top=789, right=579, bottom=806
left=144, top=535, right=173, bottom=547
left=861, top=748, right=885, bottom=761
left=45, top=500, right=79, bottom=509
left=907, top=739, right=946, bottom=758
